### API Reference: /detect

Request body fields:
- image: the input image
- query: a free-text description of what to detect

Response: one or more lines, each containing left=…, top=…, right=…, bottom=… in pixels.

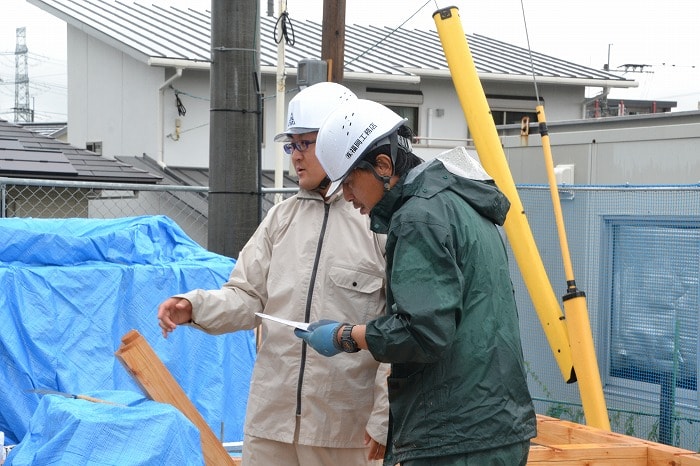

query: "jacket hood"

left=402, top=147, right=510, bottom=225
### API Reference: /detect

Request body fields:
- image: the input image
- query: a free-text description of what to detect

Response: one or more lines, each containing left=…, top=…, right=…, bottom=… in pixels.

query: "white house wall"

left=67, top=25, right=162, bottom=160
left=161, top=70, right=211, bottom=168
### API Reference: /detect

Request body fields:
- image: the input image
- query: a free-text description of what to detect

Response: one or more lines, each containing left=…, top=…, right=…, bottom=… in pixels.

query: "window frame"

left=599, top=215, right=700, bottom=409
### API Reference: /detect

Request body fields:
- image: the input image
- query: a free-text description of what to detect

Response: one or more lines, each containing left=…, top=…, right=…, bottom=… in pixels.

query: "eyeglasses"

left=283, top=140, right=316, bottom=155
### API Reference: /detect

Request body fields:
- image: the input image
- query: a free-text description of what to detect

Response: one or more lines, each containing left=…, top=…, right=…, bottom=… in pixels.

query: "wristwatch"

left=339, top=324, right=360, bottom=353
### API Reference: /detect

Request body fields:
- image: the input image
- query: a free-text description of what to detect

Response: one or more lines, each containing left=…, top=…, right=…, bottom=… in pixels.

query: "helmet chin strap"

left=354, top=131, right=403, bottom=192
left=381, top=132, right=399, bottom=191
left=357, top=161, right=392, bottom=191
left=313, top=176, right=331, bottom=193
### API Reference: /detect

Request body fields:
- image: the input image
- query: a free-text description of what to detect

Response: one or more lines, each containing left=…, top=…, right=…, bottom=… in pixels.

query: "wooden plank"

left=646, top=443, right=700, bottom=466
left=528, top=443, right=647, bottom=465
left=115, top=329, right=235, bottom=466
left=534, top=415, right=638, bottom=446
left=532, top=415, right=700, bottom=466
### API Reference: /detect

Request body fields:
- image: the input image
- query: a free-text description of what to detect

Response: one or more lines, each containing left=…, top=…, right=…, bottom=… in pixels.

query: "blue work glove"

left=294, top=319, right=343, bottom=357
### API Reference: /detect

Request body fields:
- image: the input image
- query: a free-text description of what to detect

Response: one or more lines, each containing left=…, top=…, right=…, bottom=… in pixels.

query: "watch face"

left=341, top=340, right=355, bottom=352
left=340, top=325, right=359, bottom=352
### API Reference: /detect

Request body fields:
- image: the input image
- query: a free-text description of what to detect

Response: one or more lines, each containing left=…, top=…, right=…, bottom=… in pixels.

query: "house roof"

left=18, top=121, right=68, bottom=139
left=28, top=0, right=635, bottom=89
left=0, top=118, right=162, bottom=183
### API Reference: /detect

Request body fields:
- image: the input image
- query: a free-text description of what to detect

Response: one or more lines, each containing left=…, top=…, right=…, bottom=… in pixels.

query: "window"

left=487, top=94, right=542, bottom=127
left=603, top=218, right=699, bottom=404
left=366, top=87, right=422, bottom=137
left=86, top=141, right=102, bottom=155
left=387, top=105, right=418, bottom=136
left=490, top=109, right=538, bottom=127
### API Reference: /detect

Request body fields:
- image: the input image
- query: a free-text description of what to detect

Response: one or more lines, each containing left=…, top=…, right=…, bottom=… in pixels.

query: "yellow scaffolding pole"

left=432, top=6, right=576, bottom=385
left=432, top=6, right=610, bottom=429
left=536, top=105, right=610, bottom=430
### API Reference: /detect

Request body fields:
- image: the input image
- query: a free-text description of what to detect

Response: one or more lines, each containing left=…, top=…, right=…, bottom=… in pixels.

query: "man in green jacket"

left=296, top=99, right=537, bottom=465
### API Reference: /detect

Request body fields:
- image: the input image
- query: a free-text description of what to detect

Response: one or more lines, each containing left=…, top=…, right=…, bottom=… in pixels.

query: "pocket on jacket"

left=327, top=266, right=385, bottom=320
left=387, top=368, right=425, bottom=451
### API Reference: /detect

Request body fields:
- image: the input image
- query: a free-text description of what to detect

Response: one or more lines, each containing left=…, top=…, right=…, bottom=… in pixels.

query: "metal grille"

left=515, top=185, right=700, bottom=452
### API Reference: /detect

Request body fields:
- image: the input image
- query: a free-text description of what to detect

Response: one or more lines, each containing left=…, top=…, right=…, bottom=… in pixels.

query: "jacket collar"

left=369, top=158, right=511, bottom=231
left=369, top=176, right=406, bottom=234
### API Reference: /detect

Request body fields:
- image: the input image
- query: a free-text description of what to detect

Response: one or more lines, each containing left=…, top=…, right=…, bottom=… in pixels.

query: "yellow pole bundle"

left=432, top=7, right=575, bottom=384
left=432, top=6, right=610, bottom=429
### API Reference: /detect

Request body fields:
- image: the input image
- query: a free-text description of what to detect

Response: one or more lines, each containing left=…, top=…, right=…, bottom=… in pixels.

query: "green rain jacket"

left=364, top=147, right=537, bottom=465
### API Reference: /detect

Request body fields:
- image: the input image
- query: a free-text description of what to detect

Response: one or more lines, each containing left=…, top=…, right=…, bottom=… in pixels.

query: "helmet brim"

left=273, top=127, right=319, bottom=142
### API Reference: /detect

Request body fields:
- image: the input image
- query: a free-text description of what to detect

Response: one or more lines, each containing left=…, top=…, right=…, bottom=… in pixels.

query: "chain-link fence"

left=516, top=184, right=700, bottom=452
left=3, top=176, right=700, bottom=452
left=0, top=177, right=296, bottom=248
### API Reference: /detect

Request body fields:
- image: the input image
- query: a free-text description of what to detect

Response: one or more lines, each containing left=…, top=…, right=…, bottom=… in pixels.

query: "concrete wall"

left=500, top=111, right=700, bottom=184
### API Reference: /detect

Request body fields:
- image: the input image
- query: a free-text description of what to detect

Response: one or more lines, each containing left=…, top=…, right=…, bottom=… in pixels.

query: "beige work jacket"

left=181, top=189, right=389, bottom=448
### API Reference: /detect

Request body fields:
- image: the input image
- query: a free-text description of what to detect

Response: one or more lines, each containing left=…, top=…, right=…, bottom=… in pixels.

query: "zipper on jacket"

left=296, top=201, right=331, bottom=417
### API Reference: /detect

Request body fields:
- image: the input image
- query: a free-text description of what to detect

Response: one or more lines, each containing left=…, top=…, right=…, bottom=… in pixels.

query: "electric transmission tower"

left=14, top=27, right=33, bottom=122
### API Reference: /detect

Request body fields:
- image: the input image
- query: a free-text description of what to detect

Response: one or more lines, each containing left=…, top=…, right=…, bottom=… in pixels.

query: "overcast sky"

left=1, top=0, right=698, bottom=122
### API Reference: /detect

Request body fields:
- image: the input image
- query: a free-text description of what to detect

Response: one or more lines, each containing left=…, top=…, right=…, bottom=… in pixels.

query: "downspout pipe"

left=157, top=67, right=183, bottom=169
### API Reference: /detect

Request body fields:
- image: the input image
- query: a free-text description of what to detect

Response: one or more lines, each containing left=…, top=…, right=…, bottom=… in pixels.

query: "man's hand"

left=157, top=297, right=193, bottom=338
left=365, top=431, right=386, bottom=461
left=294, top=320, right=343, bottom=357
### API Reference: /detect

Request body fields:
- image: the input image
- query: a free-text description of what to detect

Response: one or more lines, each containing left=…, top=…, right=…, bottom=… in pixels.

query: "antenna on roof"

left=619, top=63, right=654, bottom=73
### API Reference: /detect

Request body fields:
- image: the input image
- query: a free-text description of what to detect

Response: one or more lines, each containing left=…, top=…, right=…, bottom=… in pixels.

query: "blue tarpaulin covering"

left=0, top=216, right=255, bottom=453
left=6, top=391, right=205, bottom=465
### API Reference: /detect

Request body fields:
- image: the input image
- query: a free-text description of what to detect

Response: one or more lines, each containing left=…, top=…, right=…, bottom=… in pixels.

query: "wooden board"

left=114, top=330, right=700, bottom=466
left=531, top=415, right=700, bottom=465
left=115, top=329, right=235, bottom=466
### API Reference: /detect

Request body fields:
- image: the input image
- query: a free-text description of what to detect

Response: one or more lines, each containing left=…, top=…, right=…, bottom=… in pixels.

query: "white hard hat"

left=316, top=99, right=407, bottom=193
left=274, top=82, right=357, bottom=142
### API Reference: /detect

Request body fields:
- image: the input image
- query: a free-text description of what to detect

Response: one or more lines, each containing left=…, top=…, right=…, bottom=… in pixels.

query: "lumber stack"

left=115, top=329, right=236, bottom=466
left=530, top=414, right=700, bottom=465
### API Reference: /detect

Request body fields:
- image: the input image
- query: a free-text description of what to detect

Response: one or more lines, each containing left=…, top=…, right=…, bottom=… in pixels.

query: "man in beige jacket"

left=158, top=82, right=389, bottom=465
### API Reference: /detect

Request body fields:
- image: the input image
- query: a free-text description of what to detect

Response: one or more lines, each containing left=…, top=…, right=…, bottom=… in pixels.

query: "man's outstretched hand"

left=157, top=297, right=193, bottom=338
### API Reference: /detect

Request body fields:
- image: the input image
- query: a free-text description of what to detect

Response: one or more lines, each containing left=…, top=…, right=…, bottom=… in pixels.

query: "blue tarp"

left=6, top=391, right=205, bottom=465
left=0, top=216, right=255, bottom=450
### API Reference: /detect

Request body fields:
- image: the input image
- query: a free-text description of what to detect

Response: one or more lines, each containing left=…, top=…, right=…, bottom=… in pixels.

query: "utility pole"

left=208, top=0, right=261, bottom=257
left=321, top=0, right=346, bottom=82
left=14, top=27, right=32, bottom=122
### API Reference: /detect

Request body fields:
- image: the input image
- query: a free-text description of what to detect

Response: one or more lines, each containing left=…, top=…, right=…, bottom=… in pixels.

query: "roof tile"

left=0, top=119, right=162, bottom=184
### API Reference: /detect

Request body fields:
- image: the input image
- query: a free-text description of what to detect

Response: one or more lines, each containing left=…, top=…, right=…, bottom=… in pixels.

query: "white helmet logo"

left=346, top=123, right=378, bottom=159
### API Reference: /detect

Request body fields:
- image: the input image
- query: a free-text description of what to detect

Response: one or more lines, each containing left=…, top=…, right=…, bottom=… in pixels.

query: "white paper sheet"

left=255, top=313, right=310, bottom=331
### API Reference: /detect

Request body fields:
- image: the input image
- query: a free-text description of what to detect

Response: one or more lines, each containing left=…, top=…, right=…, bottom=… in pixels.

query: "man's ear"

left=375, top=154, right=394, bottom=177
